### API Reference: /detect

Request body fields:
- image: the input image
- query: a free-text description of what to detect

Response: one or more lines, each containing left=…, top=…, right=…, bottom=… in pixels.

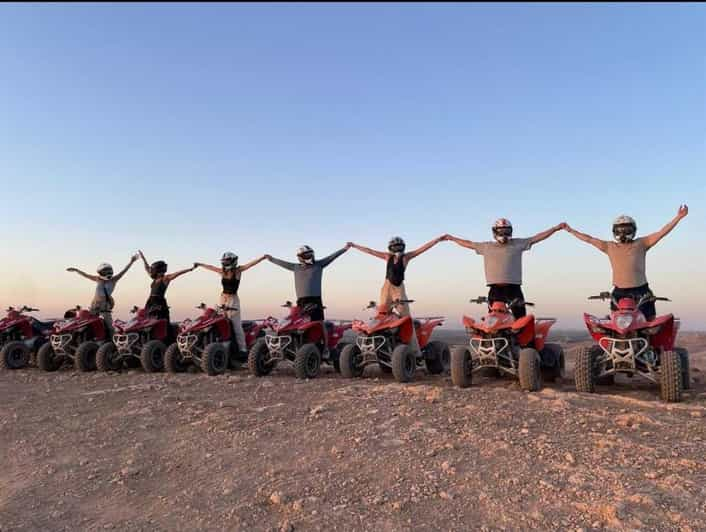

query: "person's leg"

left=395, top=284, right=421, bottom=355
left=509, top=285, right=526, bottom=319
left=633, top=285, right=656, bottom=321
left=230, top=295, right=247, bottom=353
left=380, top=280, right=394, bottom=311
left=101, top=311, right=114, bottom=339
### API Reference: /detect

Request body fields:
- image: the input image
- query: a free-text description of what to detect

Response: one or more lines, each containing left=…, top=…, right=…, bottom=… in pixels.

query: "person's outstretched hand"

left=678, top=204, right=689, bottom=219
left=66, top=267, right=77, bottom=273
left=558, top=222, right=568, bottom=230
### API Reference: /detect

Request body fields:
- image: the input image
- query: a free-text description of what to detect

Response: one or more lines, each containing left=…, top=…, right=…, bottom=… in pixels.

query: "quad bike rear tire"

left=518, top=348, right=542, bottom=392
left=248, top=338, right=274, bottom=377
left=141, top=340, right=166, bottom=373
left=75, top=341, right=98, bottom=372
left=164, top=343, right=188, bottom=373
left=574, top=346, right=595, bottom=393
left=339, top=343, right=364, bottom=379
left=424, top=340, right=450, bottom=375
left=37, top=342, right=61, bottom=372
left=201, top=342, right=228, bottom=376
left=1, top=341, right=30, bottom=370
left=391, top=343, right=415, bottom=383
left=96, top=343, right=121, bottom=372
left=329, top=342, right=348, bottom=373
left=450, top=346, right=472, bottom=388
left=294, top=343, right=321, bottom=380
left=660, top=350, right=682, bottom=403
left=675, top=347, right=690, bottom=390
left=541, top=342, right=565, bottom=383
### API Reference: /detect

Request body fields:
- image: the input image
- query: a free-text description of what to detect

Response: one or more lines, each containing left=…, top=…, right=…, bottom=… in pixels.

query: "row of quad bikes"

left=0, top=292, right=692, bottom=402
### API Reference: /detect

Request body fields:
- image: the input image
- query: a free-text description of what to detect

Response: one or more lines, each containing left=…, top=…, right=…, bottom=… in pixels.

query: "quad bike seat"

left=413, top=319, right=422, bottom=329
left=241, top=320, right=256, bottom=331
left=324, top=321, right=336, bottom=332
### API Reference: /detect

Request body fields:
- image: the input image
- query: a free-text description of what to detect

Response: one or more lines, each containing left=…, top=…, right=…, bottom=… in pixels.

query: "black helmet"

left=388, top=236, right=406, bottom=253
left=149, top=260, right=168, bottom=279
left=221, top=252, right=238, bottom=270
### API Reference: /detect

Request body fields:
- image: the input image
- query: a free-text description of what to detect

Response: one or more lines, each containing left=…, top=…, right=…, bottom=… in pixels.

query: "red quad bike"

left=0, top=306, right=57, bottom=370
left=167, top=303, right=275, bottom=376
left=450, top=296, right=564, bottom=392
left=95, top=306, right=179, bottom=373
left=248, top=301, right=353, bottom=380
left=575, top=292, right=689, bottom=403
left=339, top=299, right=449, bottom=383
left=37, top=306, right=110, bottom=372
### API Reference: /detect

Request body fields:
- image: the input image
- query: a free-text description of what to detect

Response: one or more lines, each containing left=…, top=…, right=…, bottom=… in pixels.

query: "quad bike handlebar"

left=365, top=299, right=415, bottom=311
left=470, top=296, right=534, bottom=307
left=195, top=302, right=239, bottom=312
left=588, top=292, right=671, bottom=307
left=6, top=305, right=40, bottom=313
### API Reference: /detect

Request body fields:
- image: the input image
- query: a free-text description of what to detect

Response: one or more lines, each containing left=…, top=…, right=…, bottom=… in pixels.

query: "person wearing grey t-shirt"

left=566, top=205, right=688, bottom=320
left=443, top=219, right=566, bottom=318
left=266, top=243, right=351, bottom=354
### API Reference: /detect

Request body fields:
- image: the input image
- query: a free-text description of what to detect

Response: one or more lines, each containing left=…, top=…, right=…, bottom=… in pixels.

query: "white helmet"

left=221, top=252, right=238, bottom=270
left=612, top=215, right=637, bottom=243
left=97, top=262, right=114, bottom=279
left=388, top=236, right=406, bottom=253
left=492, top=218, right=513, bottom=243
left=297, top=245, right=315, bottom=265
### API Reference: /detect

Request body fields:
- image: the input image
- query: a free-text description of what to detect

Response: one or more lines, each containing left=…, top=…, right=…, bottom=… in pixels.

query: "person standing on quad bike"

left=265, top=243, right=351, bottom=353
left=138, top=250, right=197, bottom=322
left=566, top=205, right=688, bottom=320
left=348, top=235, right=445, bottom=355
left=443, top=219, right=566, bottom=319
left=66, top=254, right=139, bottom=335
left=193, top=252, right=268, bottom=359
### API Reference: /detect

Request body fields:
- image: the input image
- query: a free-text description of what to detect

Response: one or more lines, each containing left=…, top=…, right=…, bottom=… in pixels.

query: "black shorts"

left=297, top=296, right=325, bottom=322
left=146, top=296, right=170, bottom=322
left=611, top=284, right=655, bottom=321
left=487, top=284, right=526, bottom=319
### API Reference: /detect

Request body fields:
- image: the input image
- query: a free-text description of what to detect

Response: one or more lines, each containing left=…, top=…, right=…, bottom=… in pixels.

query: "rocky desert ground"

left=1, top=331, right=705, bottom=532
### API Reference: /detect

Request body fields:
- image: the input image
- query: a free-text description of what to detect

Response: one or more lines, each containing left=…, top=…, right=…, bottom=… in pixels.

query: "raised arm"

left=318, top=244, right=351, bottom=268
left=138, top=250, right=150, bottom=275
left=194, top=262, right=223, bottom=274
left=565, top=225, right=608, bottom=253
left=405, top=236, right=444, bottom=261
left=165, top=265, right=197, bottom=283
left=443, top=233, right=479, bottom=251
left=643, top=205, right=688, bottom=250
left=266, top=255, right=298, bottom=271
left=112, top=254, right=139, bottom=282
left=529, top=223, right=567, bottom=245
left=348, top=242, right=388, bottom=260
left=238, top=255, right=268, bottom=272
left=66, top=267, right=100, bottom=282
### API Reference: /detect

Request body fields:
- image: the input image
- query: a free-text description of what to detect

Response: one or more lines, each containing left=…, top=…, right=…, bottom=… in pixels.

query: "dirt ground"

left=1, top=332, right=706, bottom=532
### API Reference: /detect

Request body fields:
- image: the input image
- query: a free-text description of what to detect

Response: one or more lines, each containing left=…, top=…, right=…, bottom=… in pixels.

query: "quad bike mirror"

left=282, top=301, right=293, bottom=308
left=366, top=301, right=377, bottom=310
left=196, top=302, right=207, bottom=309
left=130, top=306, right=139, bottom=314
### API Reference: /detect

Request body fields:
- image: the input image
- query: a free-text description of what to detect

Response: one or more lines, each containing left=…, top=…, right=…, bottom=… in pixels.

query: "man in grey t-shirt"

left=443, top=219, right=566, bottom=318
left=566, top=205, right=688, bottom=320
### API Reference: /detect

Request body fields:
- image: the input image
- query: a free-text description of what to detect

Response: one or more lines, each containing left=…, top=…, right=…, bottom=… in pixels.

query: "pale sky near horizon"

left=1, top=4, right=704, bottom=328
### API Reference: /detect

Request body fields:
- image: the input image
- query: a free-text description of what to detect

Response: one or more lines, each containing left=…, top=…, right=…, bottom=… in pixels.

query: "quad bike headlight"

left=615, top=315, right=633, bottom=330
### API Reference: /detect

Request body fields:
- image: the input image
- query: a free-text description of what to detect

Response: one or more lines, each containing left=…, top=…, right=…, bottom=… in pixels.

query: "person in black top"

left=348, top=235, right=444, bottom=355
left=138, top=250, right=197, bottom=322
left=194, top=252, right=267, bottom=357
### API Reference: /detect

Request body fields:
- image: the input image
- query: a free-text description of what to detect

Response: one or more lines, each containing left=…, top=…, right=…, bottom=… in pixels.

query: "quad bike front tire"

left=294, top=343, right=321, bottom=380
left=541, top=342, right=565, bottom=383
left=248, top=338, right=274, bottom=377
left=339, top=343, right=364, bottom=379
left=141, top=340, right=166, bottom=373
left=425, top=340, right=450, bottom=375
left=675, top=347, right=690, bottom=390
left=96, top=343, right=121, bottom=372
left=574, top=346, right=596, bottom=393
left=165, top=343, right=188, bottom=373
left=391, top=343, right=415, bottom=383
left=1, top=341, right=31, bottom=370
left=450, top=346, right=472, bottom=388
left=201, top=342, right=228, bottom=376
left=37, top=342, right=61, bottom=372
left=518, top=348, right=542, bottom=392
left=660, top=350, right=682, bottom=403
left=75, top=341, right=98, bottom=372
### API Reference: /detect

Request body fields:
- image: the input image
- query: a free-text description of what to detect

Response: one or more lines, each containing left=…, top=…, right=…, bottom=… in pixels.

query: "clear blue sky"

left=1, top=4, right=704, bottom=328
